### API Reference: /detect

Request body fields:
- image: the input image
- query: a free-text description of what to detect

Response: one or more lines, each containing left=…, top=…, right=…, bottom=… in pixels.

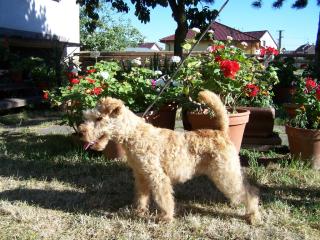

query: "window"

left=262, top=40, right=266, bottom=47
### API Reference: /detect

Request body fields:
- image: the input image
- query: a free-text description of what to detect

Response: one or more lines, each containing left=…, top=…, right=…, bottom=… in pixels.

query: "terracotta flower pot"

left=183, top=109, right=250, bottom=152
left=242, top=107, right=275, bottom=137
left=139, top=103, right=177, bottom=130
left=286, top=125, right=320, bottom=170
left=284, top=103, right=301, bottom=119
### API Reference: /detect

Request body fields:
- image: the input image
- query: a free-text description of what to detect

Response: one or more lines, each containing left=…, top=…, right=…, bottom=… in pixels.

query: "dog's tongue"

left=83, top=142, right=94, bottom=150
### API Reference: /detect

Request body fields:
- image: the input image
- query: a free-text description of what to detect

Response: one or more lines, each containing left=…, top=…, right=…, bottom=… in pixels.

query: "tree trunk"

left=174, top=22, right=188, bottom=56
left=315, top=12, right=320, bottom=80
left=169, top=0, right=188, bottom=57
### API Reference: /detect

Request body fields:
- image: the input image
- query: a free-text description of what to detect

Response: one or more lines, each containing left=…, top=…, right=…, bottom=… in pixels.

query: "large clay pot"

left=242, top=107, right=275, bottom=137
left=183, top=109, right=250, bottom=152
left=286, top=125, right=320, bottom=170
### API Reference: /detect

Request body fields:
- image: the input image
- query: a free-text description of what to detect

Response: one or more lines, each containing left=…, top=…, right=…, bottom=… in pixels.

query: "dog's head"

left=78, top=97, right=124, bottom=151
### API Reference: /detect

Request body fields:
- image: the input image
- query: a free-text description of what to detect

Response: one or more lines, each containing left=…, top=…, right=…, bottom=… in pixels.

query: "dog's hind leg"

left=133, top=170, right=150, bottom=216
left=206, top=154, right=261, bottom=225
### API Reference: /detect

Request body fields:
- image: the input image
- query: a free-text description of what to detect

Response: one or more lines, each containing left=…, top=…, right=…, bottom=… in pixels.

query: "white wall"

left=0, top=0, right=79, bottom=44
left=260, top=32, right=278, bottom=49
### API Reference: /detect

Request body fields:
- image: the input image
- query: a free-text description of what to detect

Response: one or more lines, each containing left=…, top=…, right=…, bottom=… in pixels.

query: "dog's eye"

left=96, top=117, right=103, bottom=121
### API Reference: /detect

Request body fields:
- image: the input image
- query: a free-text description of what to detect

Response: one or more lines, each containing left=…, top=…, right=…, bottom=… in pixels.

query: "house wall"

left=259, top=32, right=277, bottom=49
left=150, top=45, right=160, bottom=51
left=0, top=0, right=79, bottom=44
left=164, top=41, right=260, bottom=54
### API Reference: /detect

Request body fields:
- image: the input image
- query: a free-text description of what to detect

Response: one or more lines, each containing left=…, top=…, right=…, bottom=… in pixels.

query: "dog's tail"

left=198, top=90, right=229, bottom=133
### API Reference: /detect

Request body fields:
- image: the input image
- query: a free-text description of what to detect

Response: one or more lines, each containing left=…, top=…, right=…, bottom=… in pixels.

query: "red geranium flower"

left=91, top=87, right=103, bottom=95
left=219, top=60, right=240, bottom=79
left=305, top=77, right=317, bottom=92
left=246, top=84, right=260, bottom=97
left=86, top=78, right=95, bottom=84
left=42, top=91, right=49, bottom=100
left=70, top=78, right=80, bottom=84
left=87, top=69, right=96, bottom=74
left=260, top=46, right=279, bottom=56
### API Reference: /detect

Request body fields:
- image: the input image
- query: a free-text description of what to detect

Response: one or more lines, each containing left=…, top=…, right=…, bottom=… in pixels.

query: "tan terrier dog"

left=79, top=90, right=261, bottom=224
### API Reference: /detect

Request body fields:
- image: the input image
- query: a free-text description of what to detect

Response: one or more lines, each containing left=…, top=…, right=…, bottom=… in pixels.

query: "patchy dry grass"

left=0, top=111, right=319, bottom=239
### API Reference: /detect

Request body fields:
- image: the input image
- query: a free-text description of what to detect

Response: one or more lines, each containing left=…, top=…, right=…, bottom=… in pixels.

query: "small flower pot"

left=182, top=109, right=250, bottom=152
left=283, top=103, right=301, bottom=119
left=137, top=103, right=177, bottom=130
left=286, top=125, right=320, bottom=170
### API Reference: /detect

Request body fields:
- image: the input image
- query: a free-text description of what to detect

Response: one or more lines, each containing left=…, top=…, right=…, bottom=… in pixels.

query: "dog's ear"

left=98, top=97, right=123, bottom=117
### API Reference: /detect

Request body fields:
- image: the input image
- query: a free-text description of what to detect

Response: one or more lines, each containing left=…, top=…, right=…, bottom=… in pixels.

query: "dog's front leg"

left=133, top=170, right=150, bottom=216
left=146, top=165, right=175, bottom=223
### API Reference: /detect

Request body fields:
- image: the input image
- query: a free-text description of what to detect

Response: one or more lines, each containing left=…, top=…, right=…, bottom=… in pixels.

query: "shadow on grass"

left=1, top=130, right=319, bottom=224
left=0, top=110, right=62, bottom=127
left=259, top=184, right=320, bottom=208
left=0, top=131, right=232, bottom=217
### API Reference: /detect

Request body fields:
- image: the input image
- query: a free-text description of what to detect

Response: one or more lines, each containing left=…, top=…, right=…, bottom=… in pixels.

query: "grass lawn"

left=0, top=110, right=319, bottom=240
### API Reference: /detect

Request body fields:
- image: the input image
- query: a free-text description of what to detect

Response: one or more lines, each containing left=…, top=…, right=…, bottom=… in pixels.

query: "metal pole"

left=142, top=0, right=231, bottom=117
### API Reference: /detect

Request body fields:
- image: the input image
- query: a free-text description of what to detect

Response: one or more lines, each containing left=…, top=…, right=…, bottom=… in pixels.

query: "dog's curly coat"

left=79, top=90, right=261, bottom=224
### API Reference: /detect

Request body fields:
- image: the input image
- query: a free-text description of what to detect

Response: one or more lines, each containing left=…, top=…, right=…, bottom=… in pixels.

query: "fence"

left=75, top=51, right=315, bottom=69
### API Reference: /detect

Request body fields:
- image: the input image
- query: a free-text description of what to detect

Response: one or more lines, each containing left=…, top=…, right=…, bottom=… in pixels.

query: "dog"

left=78, top=90, right=261, bottom=224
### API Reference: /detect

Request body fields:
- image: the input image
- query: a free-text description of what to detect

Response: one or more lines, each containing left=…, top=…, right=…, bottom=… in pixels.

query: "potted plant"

left=236, top=47, right=280, bottom=140
left=119, top=61, right=182, bottom=130
left=178, top=37, right=252, bottom=152
left=46, top=59, right=182, bottom=158
left=29, top=57, right=56, bottom=90
left=286, top=75, right=320, bottom=169
left=270, top=56, right=298, bottom=105
left=46, top=60, right=126, bottom=159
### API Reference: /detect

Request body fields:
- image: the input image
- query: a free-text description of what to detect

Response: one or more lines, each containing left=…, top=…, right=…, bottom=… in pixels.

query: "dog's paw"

left=156, top=214, right=174, bottom=224
left=134, top=207, right=148, bottom=217
left=245, top=211, right=262, bottom=226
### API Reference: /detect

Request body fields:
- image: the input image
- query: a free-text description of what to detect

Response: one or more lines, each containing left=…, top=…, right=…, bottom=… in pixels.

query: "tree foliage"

left=80, top=3, right=144, bottom=51
left=77, top=0, right=218, bottom=56
left=252, top=0, right=320, bottom=8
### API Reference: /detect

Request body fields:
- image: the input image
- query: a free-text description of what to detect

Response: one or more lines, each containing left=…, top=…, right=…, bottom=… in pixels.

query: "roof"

left=160, top=22, right=259, bottom=43
left=138, top=42, right=162, bottom=50
left=244, top=30, right=268, bottom=39
left=295, top=43, right=315, bottom=53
